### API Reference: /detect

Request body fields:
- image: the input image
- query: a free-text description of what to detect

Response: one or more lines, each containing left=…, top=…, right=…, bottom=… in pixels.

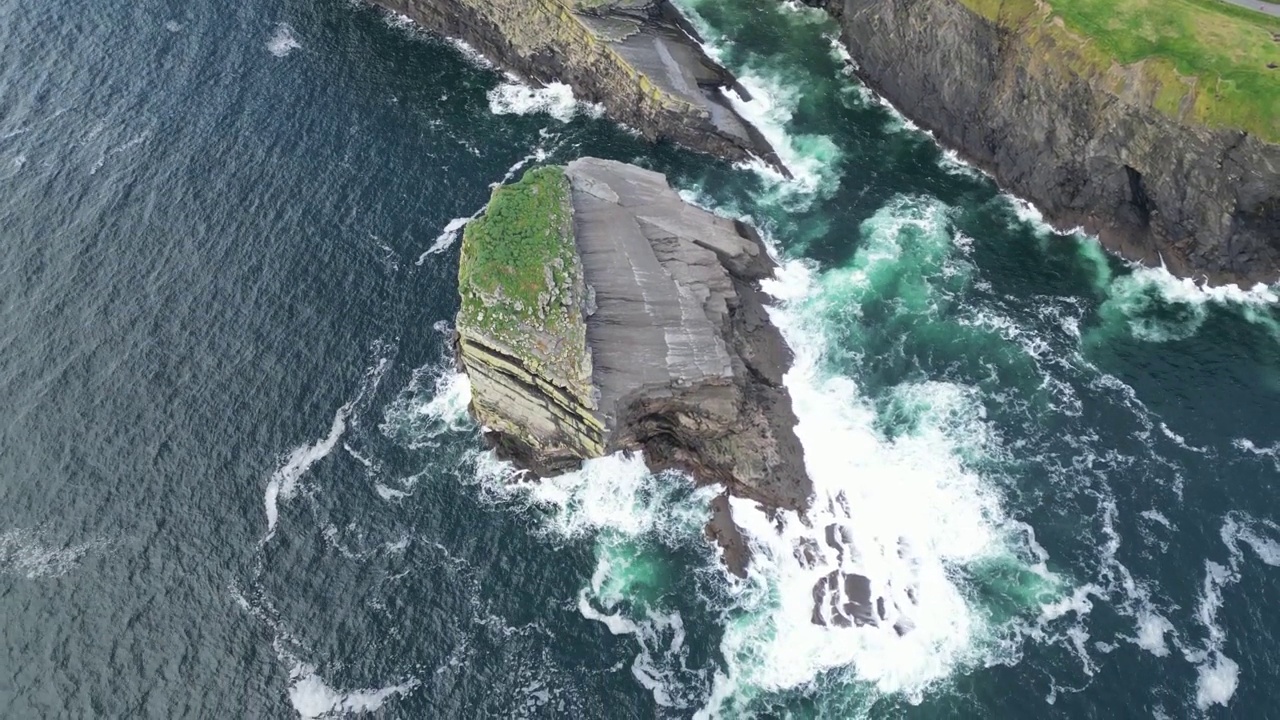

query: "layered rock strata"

left=821, top=0, right=1280, bottom=283
left=372, top=0, right=783, bottom=170
left=456, top=158, right=812, bottom=574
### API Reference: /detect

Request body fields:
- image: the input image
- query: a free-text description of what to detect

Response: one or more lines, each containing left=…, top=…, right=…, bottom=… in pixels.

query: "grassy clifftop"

left=959, top=0, right=1280, bottom=142
left=457, top=165, right=593, bottom=398
left=458, top=165, right=577, bottom=339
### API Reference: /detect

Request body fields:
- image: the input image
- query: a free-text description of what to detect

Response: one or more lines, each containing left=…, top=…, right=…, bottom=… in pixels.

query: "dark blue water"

left=2, top=0, right=1278, bottom=717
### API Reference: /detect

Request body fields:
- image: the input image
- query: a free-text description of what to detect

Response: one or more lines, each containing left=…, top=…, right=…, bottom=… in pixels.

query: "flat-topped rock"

left=455, top=159, right=811, bottom=574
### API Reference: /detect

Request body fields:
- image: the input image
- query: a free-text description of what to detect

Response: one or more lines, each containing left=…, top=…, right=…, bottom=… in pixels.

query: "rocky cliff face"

left=371, top=0, right=782, bottom=169
left=456, top=158, right=811, bottom=574
left=829, top=0, right=1280, bottom=283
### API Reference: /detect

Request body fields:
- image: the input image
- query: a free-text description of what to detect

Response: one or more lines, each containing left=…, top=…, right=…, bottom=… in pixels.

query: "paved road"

left=1221, top=0, right=1280, bottom=19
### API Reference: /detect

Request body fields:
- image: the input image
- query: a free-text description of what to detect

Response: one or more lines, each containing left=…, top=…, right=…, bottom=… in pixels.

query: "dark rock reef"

left=819, top=0, right=1280, bottom=284
left=371, top=0, right=784, bottom=170
left=455, top=158, right=812, bottom=575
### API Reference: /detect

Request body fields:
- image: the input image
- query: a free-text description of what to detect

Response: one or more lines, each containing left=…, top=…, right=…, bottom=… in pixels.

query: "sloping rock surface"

left=456, top=158, right=811, bottom=573
left=824, top=0, right=1280, bottom=283
left=371, top=0, right=782, bottom=169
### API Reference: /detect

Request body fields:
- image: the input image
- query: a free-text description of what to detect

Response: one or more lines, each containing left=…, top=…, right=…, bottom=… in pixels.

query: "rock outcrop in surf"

left=372, top=0, right=784, bottom=170
left=454, top=158, right=811, bottom=575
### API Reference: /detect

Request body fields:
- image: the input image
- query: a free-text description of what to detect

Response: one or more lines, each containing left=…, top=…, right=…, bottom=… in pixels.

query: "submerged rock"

left=455, top=158, right=812, bottom=575
left=372, top=0, right=784, bottom=171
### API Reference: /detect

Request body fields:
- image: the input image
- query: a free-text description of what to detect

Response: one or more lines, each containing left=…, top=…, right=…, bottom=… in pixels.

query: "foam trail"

left=416, top=216, right=473, bottom=263
left=0, top=528, right=106, bottom=579
left=263, top=404, right=352, bottom=538
left=1097, top=265, right=1280, bottom=345
left=266, top=23, right=301, bottom=57
left=232, top=586, right=419, bottom=718
left=289, top=664, right=420, bottom=719
left=1233, top=438, right=1280, bottom=471
left=1182, top=515, right=1280, bottom=709
left=416, top=145, right=552, bottom=264
left=494, top=145, right=550, bottom=186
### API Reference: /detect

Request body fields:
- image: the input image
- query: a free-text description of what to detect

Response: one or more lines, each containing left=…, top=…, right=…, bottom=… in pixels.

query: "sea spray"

left=1092, top=265, right=1280, bottom=345
left=693, top=213, right=1053, bottom=715
left=486, top=76, right=603, bottom=123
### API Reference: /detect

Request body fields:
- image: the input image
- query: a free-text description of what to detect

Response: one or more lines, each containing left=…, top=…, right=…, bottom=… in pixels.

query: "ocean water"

left=1, top=0, right=1278, bottom=717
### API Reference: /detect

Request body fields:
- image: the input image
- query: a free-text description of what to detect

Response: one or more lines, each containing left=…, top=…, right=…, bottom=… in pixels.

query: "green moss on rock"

left=457, top=165, right=594, bottom=405
left=459, top=166, right=576, bottom=339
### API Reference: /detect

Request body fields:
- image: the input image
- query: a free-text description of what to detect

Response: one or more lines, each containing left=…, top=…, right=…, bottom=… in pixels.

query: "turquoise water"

left=1, top=0, right=1278, bottom=717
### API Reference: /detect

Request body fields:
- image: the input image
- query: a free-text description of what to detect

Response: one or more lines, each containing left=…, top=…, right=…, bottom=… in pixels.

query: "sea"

left=2, top=0, right=1278, bottom=717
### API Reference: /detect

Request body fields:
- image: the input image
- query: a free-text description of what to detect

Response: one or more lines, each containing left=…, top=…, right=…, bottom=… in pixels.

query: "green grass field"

left=457, top=165, right=580, bottom=344
left=961, top=0, right=1280, bottom=142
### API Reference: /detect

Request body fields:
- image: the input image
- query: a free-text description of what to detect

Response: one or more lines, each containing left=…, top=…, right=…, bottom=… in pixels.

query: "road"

left=1221, top=0, right=1280, bottom=19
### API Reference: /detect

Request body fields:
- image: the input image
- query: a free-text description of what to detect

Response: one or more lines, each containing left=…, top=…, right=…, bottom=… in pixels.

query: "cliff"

left=827, top=0, right=1280, bottom=283
left=456, top=158, right=812, bottom=574
left=371, top=0, right=783, bottom=169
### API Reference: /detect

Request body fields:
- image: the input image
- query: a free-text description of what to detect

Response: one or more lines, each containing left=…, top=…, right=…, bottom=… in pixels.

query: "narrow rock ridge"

left=815, top=0, right=1280, bottom=284
left=456, top=158, right=812, bottom=574
left=371, top=0, right=786, bottom=172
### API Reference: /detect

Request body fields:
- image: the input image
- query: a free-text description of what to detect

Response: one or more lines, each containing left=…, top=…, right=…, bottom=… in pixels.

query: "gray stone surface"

left=823, top=0, right=1280, bottom=283
left=566, top=158, right=811, bottom=529
left=456, top=158, right=812, bottom=575
left=371, top=0, right=784, bottom=172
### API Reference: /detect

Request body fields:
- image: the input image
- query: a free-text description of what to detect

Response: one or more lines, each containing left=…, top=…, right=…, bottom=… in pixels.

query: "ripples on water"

left=1, top=0, right=1277, bottom=717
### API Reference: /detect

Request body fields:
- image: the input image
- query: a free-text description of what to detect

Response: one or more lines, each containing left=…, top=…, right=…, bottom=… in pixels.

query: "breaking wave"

left=487, top=77, right=603, bottom=123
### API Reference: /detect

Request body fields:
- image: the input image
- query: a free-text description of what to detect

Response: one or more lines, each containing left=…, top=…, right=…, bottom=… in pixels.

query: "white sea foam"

left=417, top=216, right=473, bottom=262
left=690, top=207, right=1046, bottom=713
left=1098, top=264, right=1280, bottom=345
left=487, top=76, right=602, bottom=123
left=1158, top=423, right=1208, bottom=454
left=1179, top=515, right=1280, bottom=709
left=344, top=443, right=374, bottom=468
left=445, top=37, right=494, bottom=69
left=234, top=582, right=420, bottom=719
left=1123, top=265, right=1279, bottom=307
left=378, top=8, right=494, bottom=69
left=1194, top=652, right=1239, bottom=710
left=374, top=483, right=410, bottom=501
left=267, top=23, right=301, bottom=58
left=660, top=5, right=841, bottom=206
left=263, top=404, right=352, bottom=538
left=1132, top=612, right=1174, bottom=657
left=289, top=665, right=420, bottom=719
left=939, top=148, right=986, bottom=180
left=495, top=146, right=550, bottom=187
left=1001, top=193, right=1065, bottom=236
left=380, top=357, right=474, bottom=449
left=715, top=72, right=842, bottom=209
left=416, top=145, right=553, bottom=265
left=475, top=453, right=713, bottom=542
left=1233, top=438, right=1280, bottom=473
left=1140, top=509, right=1173, bottom=530
left=0, top=528, right=105, bottom=579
